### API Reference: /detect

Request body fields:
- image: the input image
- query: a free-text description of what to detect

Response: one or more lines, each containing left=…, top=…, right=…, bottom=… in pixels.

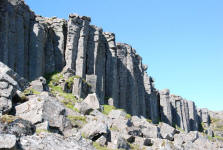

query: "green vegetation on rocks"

left=102, top=105, right=132, bottom=119
left=102, top=105, right=116, bottom=115
left=68, top=115, right=87, bottom=123
left=0, top=115, right=17, bottom=123
left=23, top=88, right=40, bottom=95
left=36, top=129, right=50, bottom=135
left=45, top=72, right=79, bottom=110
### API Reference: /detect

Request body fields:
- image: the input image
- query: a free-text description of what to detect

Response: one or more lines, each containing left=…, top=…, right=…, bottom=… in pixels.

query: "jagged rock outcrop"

left=170, top=94, right=200, bottom=132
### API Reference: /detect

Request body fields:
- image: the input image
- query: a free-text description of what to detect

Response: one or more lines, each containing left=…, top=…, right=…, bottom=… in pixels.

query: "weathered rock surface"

left=159, top=122, right=177, bottom=141
left=15, top=93, right=67, bottom=132
left=159, top=89, right=173, bottom=125
left=0, top=115, right=35, bottom=137
left=0, top=134, right=16, bottom=149
left=20, top=132, right=95, bottom=150
left=0, top=61, right=28, bottom=115
left=30, top=77, right=49, bottom=92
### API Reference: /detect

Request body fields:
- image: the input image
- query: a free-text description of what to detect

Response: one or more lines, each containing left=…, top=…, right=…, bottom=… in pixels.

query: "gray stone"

left=188, top=100, right=199, bottom=131
left=159, top=89, right=172, bottom=125
left=108, top=98, right=114, bottom=106
left=171, top=95, right=193, bottom=132
left=16, top=94, right=67, bottom=132
left=159, top=122, right=177, bottom=141
left=0, top=134, right=16, bottom=149
left=36, top=121, right=49, bottom=131
left=20, top=132, right=95, bottom=150
left=174, top=131, right=199, bottom=145
left=205, top=128, right=214, bottom=137
left=104, top=32, right=119, bottom=107
left=81, top=120, right=109, bottom=141
left=82, top=93, right=100, bottom=110
left=198, top=108, right=210, bottom=126
left=141, top=126, right=160, bottom=138
left=0, top=116, right=35, bottom=137
left=30, top=76, right=49, bottom=92
left=0, top=62, right=28, bottom=115
left=108, top=109, right=126, bottom=119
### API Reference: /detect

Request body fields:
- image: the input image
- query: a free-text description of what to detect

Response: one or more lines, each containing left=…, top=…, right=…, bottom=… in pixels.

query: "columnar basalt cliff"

left=0, top=0, right=212, bottom=132
left=1, top=0, right=223, bottom=149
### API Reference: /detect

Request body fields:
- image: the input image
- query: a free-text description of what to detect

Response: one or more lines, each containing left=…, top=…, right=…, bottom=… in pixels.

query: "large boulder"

left=0, top=134, right=17, bottom=149
left=174, top=131, right=199, bottom=146
left=0, top=115, right=35, bottom=137
left=75, top=93, right=101, bottom=115
left=19, top=132, right=95, bottom=150
left=15, top=93, right=67, bottom=132
left=108, top=109, right=127, bottom=119
left=131, top=116, right=160, bottom=138
left=82, top=93, right=100, bottom=110
left=159, top=122, right=177, bottom=141
left=81, top=120, right=109, bottom=141
left=30, top=76, right=49, bottom=92
left=108, top=131, right=130, bottom=150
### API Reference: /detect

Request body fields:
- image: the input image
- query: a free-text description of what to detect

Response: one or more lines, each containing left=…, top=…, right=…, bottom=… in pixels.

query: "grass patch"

left=147, top=119, right=152, bottom=123
left=214, top=126, right=223, bottom=131
left=126, top=113, right=132, bottom=119
left=0, top=115, right=17, bottom=123
left=45, top=72, right=79, bottom=110
left=36, top=129, right=49, bottom=135
left=211, top=117, right=221, bottom=123
left=207, top=135, right=223, bottom=142
left=110, top=125, right=119, bottom=131
left=68, top=115, right=87, bottom=123
left=215, top=135, right=223, bottom=141
left=65, top=76, right=75, bottom=89
left=68, top=115, right=87, bottom=127
left=129, top=143, right=146, bottom=150
left=23, top=88, right=40, bottom=95
left=102, top=105, right=131, bottom=119
left=102, top=105, right=116, bottom=115
left=62, top=99, right=79, bottom=112
left=44, top=72, right=63, bottom=85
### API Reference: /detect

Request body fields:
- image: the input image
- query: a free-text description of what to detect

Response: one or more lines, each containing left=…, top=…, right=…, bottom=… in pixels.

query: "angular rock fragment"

left=15, top=93, right=67, bottom=132
left=81, top=120, right=109, bottom=141
left=0, top=134, right=16, bottom=149
left=159, top=122, right=177, bottom=141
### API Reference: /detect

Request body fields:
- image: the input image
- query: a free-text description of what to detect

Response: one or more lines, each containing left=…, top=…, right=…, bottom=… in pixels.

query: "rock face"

left=0, top=0, right=155, bottom=118
left=0, top=61, right=28, bottom=115
left=0, top=2, right=221, bottom=150
left=0, top=134, right=16, bottom=149
left=0, top=0, right=212, bottom=132
left=159, top=89, right=173, bottom=125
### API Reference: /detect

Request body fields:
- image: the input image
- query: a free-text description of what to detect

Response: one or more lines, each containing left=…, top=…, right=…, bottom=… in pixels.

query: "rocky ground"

left=0, top=63, right=223, bottom=150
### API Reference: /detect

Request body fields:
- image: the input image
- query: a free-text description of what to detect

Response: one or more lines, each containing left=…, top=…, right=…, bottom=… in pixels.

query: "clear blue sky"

left=25, top=0, right=223, bottom=111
